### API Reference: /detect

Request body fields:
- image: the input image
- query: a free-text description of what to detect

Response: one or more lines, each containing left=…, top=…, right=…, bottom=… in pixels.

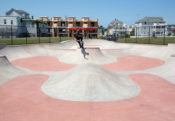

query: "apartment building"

left=40, top=17, right=98, bottom=38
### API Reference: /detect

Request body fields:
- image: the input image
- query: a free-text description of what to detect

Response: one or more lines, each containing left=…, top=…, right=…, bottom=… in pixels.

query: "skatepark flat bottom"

left=0, top=39, right=175, bottom=121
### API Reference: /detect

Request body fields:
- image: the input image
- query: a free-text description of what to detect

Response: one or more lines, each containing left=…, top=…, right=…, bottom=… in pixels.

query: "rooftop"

left=108, top=19, right=124, bottom=29
left=136, top=17, right=165, bottom=23
left=6, top=8, right=29, bottom=16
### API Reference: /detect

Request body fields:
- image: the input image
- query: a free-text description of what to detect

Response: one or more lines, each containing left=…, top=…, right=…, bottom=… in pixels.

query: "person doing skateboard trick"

left=74, top=30, right=84, bottom=49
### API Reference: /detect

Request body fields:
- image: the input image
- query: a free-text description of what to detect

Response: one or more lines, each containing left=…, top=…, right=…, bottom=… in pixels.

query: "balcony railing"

left=48, top=26, right=97, bottom=28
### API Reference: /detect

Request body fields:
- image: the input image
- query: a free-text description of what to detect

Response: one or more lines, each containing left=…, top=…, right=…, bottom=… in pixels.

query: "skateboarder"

left=74, top=30, right=84, bottom=48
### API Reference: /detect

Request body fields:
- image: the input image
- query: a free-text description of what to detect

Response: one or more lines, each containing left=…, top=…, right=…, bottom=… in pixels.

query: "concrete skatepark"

left=0, top=39, right=175, bottom=121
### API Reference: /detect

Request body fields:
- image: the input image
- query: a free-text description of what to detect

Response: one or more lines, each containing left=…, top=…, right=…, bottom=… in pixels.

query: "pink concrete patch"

left=0, top=74, right=175, bottom=121
left=102, top=55, right=165, bottom=71
left=11, top=56, right=76, bottom=71
left=0, top=75, right=93, bottom=121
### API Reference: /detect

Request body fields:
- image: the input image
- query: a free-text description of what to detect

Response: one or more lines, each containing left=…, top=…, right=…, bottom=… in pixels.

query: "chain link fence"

left=103, top=26, right=175, bottom=45
left=0, top=25, right=73, bottom=45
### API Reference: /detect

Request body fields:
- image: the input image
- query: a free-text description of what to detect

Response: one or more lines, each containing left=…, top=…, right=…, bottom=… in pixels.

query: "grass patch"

left=0, top=37, right=74, bottom=45
left=116, top=37, right=175, bottom=45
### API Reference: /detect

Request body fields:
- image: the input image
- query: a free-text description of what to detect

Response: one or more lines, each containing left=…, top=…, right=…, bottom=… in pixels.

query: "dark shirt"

left=75, top=34, right=83, bottom=40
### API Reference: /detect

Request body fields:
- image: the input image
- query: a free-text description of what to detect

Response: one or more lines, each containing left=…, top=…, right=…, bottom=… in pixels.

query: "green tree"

left=34, top=19, right=47, bottom=37
left=130, top=29, right=135, bottom=36
left=98, top=25, right=107, bottom=36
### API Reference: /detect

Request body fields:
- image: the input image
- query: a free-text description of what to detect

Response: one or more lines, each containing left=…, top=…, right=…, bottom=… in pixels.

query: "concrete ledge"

left=0, top=55, right=11, bottom=66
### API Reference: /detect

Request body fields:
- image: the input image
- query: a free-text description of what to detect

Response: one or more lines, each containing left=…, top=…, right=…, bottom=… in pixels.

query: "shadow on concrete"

left=0, top=44, right=7, bottom=50
left=81, top=48, right=89, bottom=59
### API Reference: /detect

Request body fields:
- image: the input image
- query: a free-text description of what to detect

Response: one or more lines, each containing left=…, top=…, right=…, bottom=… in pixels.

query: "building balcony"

left=58, top=32, right=67, bottom=34
left=89, top=33, right=98, bottom=34
left=67, top=27, right=97, bottom=31
left=49, top=26, right=67, bottom=28
left=137, top=24, right=167, bottom=27
left=47, top=26, right=98, bottom=30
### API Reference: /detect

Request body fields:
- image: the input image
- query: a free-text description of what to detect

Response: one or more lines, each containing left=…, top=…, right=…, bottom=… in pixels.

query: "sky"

left=0, top=0, right=175, bottom=27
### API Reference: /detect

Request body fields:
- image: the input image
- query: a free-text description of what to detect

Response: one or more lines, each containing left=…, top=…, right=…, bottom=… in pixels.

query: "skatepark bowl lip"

left=0, top=39, right=175, bottom=121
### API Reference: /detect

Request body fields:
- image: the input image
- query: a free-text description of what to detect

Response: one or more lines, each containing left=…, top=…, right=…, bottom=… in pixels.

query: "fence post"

left=148, top=26, right=151, bottom=44
left=26, top=31, right=28, bottom=44
left=2, top=31, right=3, bottom=39
left=125, top=28, right=126, bottom=43
left=38, top=28, right=40, bottom=43
left=49, top=33, right=51, bottom=43
left=136, top=27, right=138, bottom=43
left=163, top=26, right=166, bottom=45
left=11, top=25, right=13, bottom=45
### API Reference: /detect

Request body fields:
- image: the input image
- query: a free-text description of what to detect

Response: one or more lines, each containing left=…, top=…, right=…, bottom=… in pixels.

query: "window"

left=48, top=22, right=52, bottom=26
left=89, top=30, right=96, bottom=33
left=59, top=29, right=66, bottom=33
left=91, top=22, right=95, bottom=27
left=61, top=22, right=65, bottom=26
left=4, top=19, right=7, bottom=24
left=76, top=22, right=80, bottom=27
left=11, top=20, right=13, bottom=25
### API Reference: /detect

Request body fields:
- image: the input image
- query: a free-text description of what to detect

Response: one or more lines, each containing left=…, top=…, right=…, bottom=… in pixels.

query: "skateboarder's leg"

left=81, top=41, right=84, bottom=48
left=80, top=38, right=84, bottom=48
left=77, top=41, right=82, bottom=48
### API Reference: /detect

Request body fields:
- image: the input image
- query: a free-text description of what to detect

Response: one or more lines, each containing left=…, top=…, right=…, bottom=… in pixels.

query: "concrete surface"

left=41, top=63, right=140, bottom=102
left=0, top=39, right=175, bottom=121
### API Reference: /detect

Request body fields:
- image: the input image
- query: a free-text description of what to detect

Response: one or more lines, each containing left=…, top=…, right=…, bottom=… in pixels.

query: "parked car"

left=104, top=35, right=118, bottom=41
